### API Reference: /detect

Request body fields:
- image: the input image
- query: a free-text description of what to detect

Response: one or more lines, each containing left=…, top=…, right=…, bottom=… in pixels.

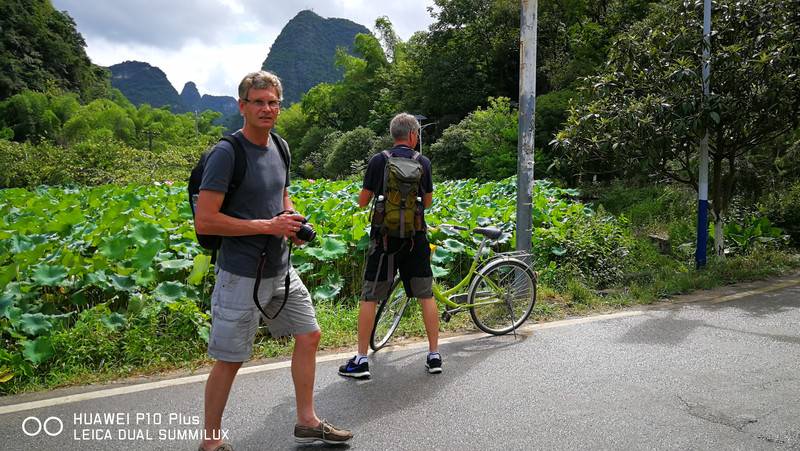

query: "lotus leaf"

left=30, top=264, right=68, bottom=286
left=22, top=337, right=54, bottom=365
left=154, top=281, right=187, bottom=302
left=19, top=313, right=52, bottom=336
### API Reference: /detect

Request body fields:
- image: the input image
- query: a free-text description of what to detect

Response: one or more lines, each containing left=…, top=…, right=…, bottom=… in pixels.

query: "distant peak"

left=112, top=60, right=155, bottom=68
left=295, top=9, right=321, bottom=19
left=109, top=60, right=168, bottom=79
left=289, top=9, right=361, bottom=25
left=181, top=81, right=200, bottom=96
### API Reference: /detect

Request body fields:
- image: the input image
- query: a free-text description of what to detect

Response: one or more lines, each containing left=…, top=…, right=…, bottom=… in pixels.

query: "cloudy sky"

left=51, top=0, right=438, bottom=97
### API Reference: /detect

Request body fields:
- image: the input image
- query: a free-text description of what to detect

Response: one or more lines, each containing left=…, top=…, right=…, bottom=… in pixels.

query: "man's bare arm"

left=194, top=189, right=304, bottom=238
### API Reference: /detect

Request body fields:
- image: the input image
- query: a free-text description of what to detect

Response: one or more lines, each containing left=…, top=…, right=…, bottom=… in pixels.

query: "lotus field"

left=0, top=177, right=628, bottom=385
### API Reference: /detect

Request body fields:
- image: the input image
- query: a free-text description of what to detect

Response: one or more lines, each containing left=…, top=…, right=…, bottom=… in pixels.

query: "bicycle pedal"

left=441, top=311, right=452, bottom=322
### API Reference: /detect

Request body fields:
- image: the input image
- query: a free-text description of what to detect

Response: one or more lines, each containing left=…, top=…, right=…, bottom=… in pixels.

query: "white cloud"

left=53, top=0, right=240, bottom=48
left=52, top=0, right=437, bottom=96
left=86, top=38, right=268, bottom=97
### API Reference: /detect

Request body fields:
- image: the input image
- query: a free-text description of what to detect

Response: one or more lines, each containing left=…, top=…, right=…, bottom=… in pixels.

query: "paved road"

left=1, top=276, right=799, bottom=450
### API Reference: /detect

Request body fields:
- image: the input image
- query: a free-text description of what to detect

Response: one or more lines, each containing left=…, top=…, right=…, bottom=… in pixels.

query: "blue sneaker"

left=426, top=353, right=442, bottom=374
left=338, top=357, right=370, bottom=379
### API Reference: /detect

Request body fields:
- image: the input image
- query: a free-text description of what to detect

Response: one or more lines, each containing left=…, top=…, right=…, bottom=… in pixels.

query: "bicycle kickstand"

left=505, top=296, right=518, bottom=340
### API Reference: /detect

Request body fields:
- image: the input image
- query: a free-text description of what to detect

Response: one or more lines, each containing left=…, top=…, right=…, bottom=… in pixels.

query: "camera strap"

left=252, top=210, right=305, bottom=320
left=252, top=238, right=292, bottom=320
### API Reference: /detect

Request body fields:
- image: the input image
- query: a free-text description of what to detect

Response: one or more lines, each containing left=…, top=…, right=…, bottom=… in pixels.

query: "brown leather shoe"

left=294, top=419, right=353, bottom=444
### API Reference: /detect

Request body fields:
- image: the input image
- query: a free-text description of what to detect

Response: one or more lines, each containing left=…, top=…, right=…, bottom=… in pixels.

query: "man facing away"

left=339, top=112, right=442, bottom=379
left=194, top=71, right=352, bottom=450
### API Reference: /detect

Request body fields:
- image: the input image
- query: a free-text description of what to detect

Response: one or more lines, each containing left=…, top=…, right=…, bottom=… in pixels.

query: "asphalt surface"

left=1, top=275, right=799, bottom=450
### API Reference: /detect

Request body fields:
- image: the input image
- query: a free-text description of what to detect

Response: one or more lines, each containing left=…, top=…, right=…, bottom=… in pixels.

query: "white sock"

left=355, top=354, right=368, bottom=364
left=428, top=352, right=440, bottom=359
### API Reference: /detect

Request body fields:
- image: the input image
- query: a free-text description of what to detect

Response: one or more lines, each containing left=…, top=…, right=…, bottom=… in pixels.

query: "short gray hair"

left=389, top=113, right=420, bottom=140
left=238, top=71, right=283, bottom=101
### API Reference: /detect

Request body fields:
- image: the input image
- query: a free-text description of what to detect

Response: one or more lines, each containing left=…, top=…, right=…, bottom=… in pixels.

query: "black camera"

left=296, top=218, right=316, bottom=242
left=278, top=210, right=316, bottom=242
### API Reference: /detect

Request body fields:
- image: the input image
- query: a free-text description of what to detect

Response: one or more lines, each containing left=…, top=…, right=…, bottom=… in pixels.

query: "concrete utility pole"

left=696, top=0, right=711, bottom=268
left=517, top=0, right=537, bottom=253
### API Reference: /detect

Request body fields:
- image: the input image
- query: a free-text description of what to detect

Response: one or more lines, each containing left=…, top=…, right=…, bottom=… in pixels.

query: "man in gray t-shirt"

left=194, top=71, right=352, bottom=450
left=199, top=129, right=289, bottom=278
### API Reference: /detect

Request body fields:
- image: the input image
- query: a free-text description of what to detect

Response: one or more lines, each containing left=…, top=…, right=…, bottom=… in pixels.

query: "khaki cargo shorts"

left=208, top=266, right=319, bottom=362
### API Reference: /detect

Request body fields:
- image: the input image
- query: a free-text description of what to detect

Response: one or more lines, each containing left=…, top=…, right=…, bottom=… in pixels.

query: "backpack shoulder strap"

left=270, top=130, right=291, bottom=183
left=381, top=150, right=393, bottom=195
left=219, top=135, right=247, bottom=194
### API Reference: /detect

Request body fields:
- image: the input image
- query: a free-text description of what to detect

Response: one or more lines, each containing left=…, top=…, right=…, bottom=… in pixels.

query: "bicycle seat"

left=472, top=227, right=502, bottom=240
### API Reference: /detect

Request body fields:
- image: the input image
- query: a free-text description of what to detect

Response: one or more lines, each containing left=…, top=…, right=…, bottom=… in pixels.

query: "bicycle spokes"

left=469, top=259, right=536, bottom=335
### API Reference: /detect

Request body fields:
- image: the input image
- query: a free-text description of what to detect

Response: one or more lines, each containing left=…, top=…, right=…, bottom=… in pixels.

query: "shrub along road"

left=1, top=274, right=798, bottom=450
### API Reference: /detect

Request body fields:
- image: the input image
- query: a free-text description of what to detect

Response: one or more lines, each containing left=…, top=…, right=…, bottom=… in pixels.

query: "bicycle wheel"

left=468, top=258, right=536, bottom=335
left=370, top=277, right=410, bottom=352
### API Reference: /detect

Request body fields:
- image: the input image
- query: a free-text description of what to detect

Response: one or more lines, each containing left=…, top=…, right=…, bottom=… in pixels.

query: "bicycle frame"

left=370, top=227, right=538, bottom=351
left=431, top=236, right=501, bottom=310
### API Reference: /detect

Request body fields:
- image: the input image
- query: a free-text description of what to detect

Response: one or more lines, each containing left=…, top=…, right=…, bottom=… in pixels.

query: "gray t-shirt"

left=199, top=130, right=290, bottom=278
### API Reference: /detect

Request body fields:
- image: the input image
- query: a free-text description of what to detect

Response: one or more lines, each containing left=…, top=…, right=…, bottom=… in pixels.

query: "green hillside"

left=108, top=61, right=182, bottom=110
left=0, top=0, right=110, bottom=101
left=262, top=10, right=370, bottom=104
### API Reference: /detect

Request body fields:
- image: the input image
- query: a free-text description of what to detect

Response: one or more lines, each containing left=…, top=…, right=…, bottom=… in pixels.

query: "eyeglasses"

left=242, top=98, right=282, bottom=109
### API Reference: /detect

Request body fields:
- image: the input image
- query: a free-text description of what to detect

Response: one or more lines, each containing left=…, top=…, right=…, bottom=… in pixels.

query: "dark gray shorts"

left=362, top=233, right=433, bottom=301
left=208, top=267, right=319, bottom=362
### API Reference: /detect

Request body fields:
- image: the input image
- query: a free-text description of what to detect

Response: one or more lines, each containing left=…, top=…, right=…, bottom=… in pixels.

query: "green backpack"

left=372, top=149, right=425, bottom=238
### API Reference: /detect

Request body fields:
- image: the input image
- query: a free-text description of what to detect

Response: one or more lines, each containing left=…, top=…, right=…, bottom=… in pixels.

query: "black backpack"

left=188, top=131, right=290, bottom=255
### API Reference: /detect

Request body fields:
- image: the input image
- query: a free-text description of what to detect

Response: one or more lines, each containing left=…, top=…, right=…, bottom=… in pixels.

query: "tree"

left=62, top=98, right=135, bottom=145
left=328, top=33, right=390, bottom=131
left=297, top=126, right=336, bottom=169
left=0, top=91, right=55, bottom=142
left=416, top=0, right=520, bottom=118
left=536, top=0, right=658, bottom=91
left=0, top=0, right=110, bottom=101
left=323, top=126, right=377, bottom=179
left=428, top=97, right=518, bottom=180
left=302, top=130, right=343, bottom=178
left=274, top=102, right=310, bottom=153
left=554, top=0, right=800, bottom=255
left=374, top=16, right=401, bottom=62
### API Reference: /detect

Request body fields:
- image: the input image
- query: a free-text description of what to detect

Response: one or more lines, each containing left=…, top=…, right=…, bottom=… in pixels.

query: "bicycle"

left=370, top=224, right=537, bottom=351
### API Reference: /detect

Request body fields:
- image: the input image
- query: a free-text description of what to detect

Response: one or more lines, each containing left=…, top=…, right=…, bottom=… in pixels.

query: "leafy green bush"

left=0, top=140, right=73, bottom=187
left=426, top=123, right=475, bottom=179
left=534, top=206, right=634, bottom=288
left=761, top=181, right=800, bottom=246
left=427, top=97, right=518, bottom=181
left=712, top=216, right=788, bottom=254
left=323, top=126, right=376, bottom=178
left=464, top=97, right=518, bottom=180
left=296, top=126, right=336, bottom=169
left=593, top=182, right=693, bottom=229
left=301, top=130, right=342, bottom=178
left=0, top=138, right=206, bottom=187
left=1, top=90, right=223, bottom=149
